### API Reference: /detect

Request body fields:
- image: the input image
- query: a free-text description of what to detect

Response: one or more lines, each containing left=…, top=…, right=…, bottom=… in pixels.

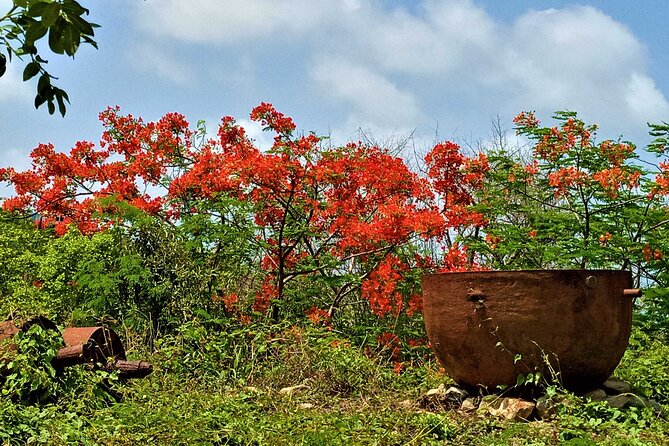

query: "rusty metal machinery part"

left=62, top=326, right=127, bottom=363
left=1, top=318, right=152, bottom=379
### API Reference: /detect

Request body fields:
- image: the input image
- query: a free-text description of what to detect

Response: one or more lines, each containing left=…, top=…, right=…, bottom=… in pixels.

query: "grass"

left=1, top=324, right=668, bottom=445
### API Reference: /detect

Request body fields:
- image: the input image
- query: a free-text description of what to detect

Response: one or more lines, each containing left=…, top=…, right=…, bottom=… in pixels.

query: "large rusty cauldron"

left=422, top=270, right=639, bottom=393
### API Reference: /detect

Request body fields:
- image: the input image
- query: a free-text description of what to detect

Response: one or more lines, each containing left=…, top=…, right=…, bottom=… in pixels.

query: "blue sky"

left=1, top=0, right=668, bottom=173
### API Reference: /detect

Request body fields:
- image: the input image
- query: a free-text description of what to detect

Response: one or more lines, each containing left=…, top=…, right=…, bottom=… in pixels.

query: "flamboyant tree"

left=0, top=103, right=488, bottom=323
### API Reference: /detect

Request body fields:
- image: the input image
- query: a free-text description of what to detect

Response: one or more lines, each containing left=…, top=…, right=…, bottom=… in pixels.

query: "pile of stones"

left=414, top=378, right=664, bottom=421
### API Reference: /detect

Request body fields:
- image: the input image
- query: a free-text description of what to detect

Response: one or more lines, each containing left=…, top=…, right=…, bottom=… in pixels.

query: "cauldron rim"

left=423, top=268, right=628, bottom=277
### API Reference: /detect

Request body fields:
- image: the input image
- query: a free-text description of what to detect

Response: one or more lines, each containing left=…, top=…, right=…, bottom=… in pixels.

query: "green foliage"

left=0, top=214, right=52, bottom=319
left=0, top=327, right=665, bottom=444
left=0, top=324, right=61, bottom=403
left=464, top=111, right=651, bottom=272
left=0, top=0, right=99, bottom=115
left=616, top=329, right=669, bottom=404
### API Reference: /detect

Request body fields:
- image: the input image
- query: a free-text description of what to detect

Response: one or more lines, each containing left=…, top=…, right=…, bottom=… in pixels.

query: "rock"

left=605, top=393, right=646, bottom=409
left=445, top=386, right=469, bottom=402
left=279, top=384, right=308, bottom=396
left=419, top=384, right=468, bottom=410
left=583, top=389, right=607, bottom=401
left=425, top=384, right=447, bottom=398
left=479, top=397, right=535, bottom=421
left=460, top=397, right=478, bottom=412
left=535, top=396, right=558, bottom=420
left=648, top=399, right=664, bottom=415
left=602, top=378, right=632, bottom=395
left=605, top=394, right=664, bottom=415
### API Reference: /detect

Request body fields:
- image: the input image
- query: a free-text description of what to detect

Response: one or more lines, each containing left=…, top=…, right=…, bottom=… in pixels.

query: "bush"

left=616, top=329, right=669, bottom=405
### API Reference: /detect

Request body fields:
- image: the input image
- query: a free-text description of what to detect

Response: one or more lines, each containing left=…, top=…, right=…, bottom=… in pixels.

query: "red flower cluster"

left=361, top=254, right=407, bottom=317
left=1, top=103, right=489, bottom=321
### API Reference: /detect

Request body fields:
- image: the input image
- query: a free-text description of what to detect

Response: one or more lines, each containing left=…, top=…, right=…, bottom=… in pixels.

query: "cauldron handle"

left=623, top=289, right=642, bottom=298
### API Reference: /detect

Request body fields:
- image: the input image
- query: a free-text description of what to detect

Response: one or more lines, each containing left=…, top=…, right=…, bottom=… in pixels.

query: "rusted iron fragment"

left=1, top=318, right=152, bottom=379
left=53, top=343, right=93, bottom=368
left=62, top=326, right=152, bottom=378
left=111, top=360, right=153, bottom=379
left=62, top=326, right=126, bottom=363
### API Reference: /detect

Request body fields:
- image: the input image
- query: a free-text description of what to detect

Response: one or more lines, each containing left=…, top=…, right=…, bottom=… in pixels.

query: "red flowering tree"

left=0, top=104, right=488, bottom=330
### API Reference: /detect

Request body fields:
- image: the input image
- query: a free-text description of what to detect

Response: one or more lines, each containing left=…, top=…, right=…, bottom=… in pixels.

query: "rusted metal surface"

left=0, top=321, right=20, bottom=361
left=422, top=270, right=634, bottom=393
left=1, top=318, right=152, bottom=379
left=62, top=326, right=127, bottom=363
left=112, top=360, right=153, bottom=379
left=53, top=343, right=93, bottom=368
left=0, top=320, right=20, bottom=342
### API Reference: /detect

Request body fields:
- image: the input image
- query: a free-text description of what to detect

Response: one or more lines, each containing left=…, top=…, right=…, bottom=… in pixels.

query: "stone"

left=444, top=386, right=469, bottom=402
left=279, top=384, right=308, bottom=396
left=460, top=397, right=478, bottom=412
left=583, top=389, right=607, bottom=401
left=479, top=397, right=535, bottom=421
left=602, top=378, right=632, bottom=395
left=419, top=384, right=468, bottom=410
left=425, top=384, right=447, bottom=397
left=605, top=393, right=646, bottom=409
left=648, top=399, right=664, bottom=415
left=535, top=396, right=558, bottom=420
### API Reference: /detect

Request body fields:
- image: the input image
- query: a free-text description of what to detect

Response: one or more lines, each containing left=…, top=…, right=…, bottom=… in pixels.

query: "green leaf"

left=37, top=72, right=50, bottom=96
left=26, top=1, right=49, bottom=18
left=22, top=61, right=40, bottom=81
left=24, top=22, right=48, bottom=46
left=34, top=92, right=47, bottom=108
left=61, top=0, right=88, bottom=17
left=62, top=25, right=79, bottom=56
left=48, top=20, right=65, bottom=54
left=41, top=2, right=61, bottom=28
left=0, top=54, right=6, bottom=78
left=55, top=89, right=68, bottom=116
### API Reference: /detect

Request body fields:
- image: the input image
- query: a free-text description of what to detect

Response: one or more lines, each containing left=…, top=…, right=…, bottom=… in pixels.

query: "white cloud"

left=133, top=0, right=669, bottom=140
left=359, top=0, right=499, bottom=77
left=625, top=72, right=669, bottom=123
left=499, top=6, right=669, bottom=127
left=126, top=44, right=194, bottom=84
left=311, top=57, right=422, bottom=127
left=0, top=61, right=32, bottom=103
left=136, top=0, right=345, bottom=44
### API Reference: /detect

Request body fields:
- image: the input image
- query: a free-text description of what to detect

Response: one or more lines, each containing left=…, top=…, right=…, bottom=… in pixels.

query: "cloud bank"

left=131, top=0, right=669, bottom=142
